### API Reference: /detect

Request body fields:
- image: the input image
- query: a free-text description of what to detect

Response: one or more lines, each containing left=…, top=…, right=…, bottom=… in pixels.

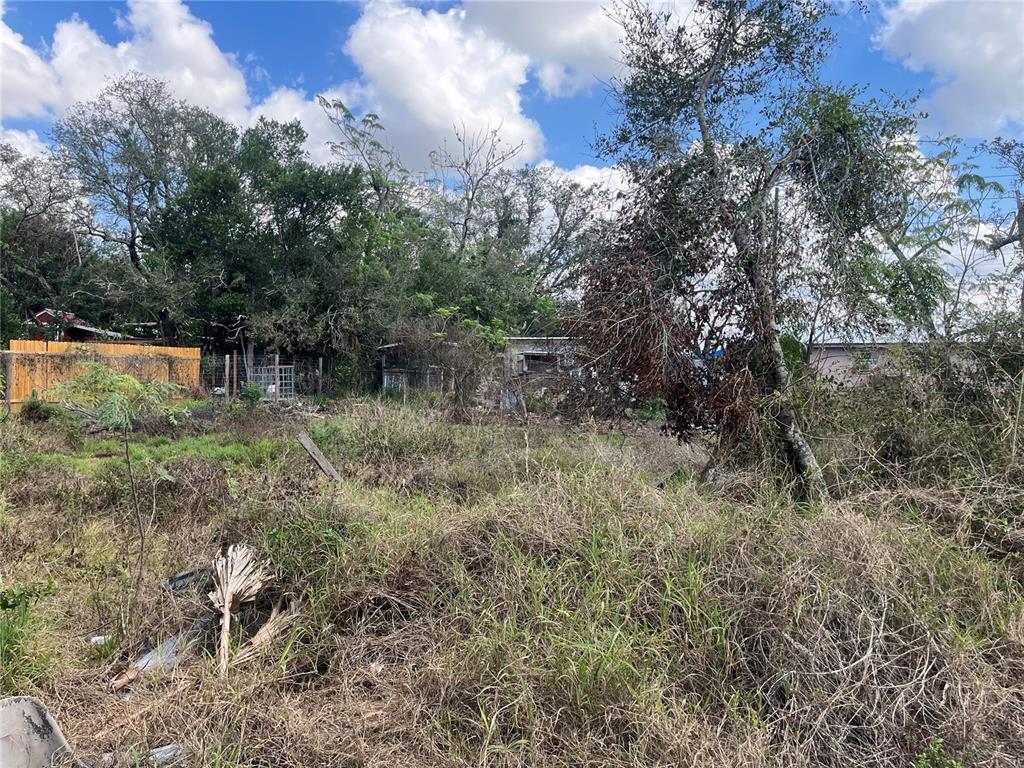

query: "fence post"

left=232, top=352, right=238, bottom=396
left=224, top=354, right=231, bottom=396
left=274, top=354, right=280, bottom=402
left=3, top=353, right=11, bottom=412
left=317, top=357, right=323, bottom=394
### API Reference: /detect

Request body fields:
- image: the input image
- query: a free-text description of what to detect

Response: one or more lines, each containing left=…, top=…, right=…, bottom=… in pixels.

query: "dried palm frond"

left=232, top=595, right=299, bottom=667
left=209, top=544, right=269, bottom=677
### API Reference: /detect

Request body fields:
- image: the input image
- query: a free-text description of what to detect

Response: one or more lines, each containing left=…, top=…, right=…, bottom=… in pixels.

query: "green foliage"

left=629, top=397, right=668, bottom=424
left=240, top=383, right=264, bottom=407
left=788, top=86, right=917, bottom=237
left=0, top=581, right=55, bottom=693
left=6, top=71, right=604, bottom=378
left=49, top=362, right=181, bottom=433
left=913, top=738, right=963, bottom=768
left=0, top=285, right=23, bottom=346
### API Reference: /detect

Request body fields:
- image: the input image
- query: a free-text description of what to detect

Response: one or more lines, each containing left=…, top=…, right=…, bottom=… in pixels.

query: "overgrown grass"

left=1, top=400, right=1021, bottom=767
left=0, top=432, right=283, bottom=482
left=0, top=581, right=55, bottom=694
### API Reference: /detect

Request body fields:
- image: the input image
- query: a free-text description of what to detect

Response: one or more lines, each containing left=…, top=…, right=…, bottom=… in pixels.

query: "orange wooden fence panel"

left=3, top=342, right=201, bottom=412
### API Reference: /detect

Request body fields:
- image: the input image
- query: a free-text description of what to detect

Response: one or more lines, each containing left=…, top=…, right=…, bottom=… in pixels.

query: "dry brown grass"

left=2, top=401, right=1022, bottom=767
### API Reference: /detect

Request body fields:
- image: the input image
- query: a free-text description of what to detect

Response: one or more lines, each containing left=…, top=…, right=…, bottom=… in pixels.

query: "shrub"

left=240, top=383, right=264, bottom=408
left=913, top=738, right=963, bottom=768
left=19, top=394, right=60, bottom=423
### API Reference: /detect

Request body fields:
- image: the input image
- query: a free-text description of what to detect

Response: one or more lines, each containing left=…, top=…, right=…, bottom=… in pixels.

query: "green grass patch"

left=0, top=581, right=55, bottom=694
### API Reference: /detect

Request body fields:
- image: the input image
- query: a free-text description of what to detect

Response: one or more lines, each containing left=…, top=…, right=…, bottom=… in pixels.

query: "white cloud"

left=461, top=1, right=699, bottom=98
left=3, top=0, right=252, bottom=121
left=0, top=0, right=562, bottom=168
left=0, top=126, right=48, bottom=156
left=0, top=0, right=337, bottom=156
left=550, top=161, right=627, bottom=196
left=877, top=0, right=1024, bottom=136
left=4, top=0, right=655, bottom=171
left=463, top=1, right=622, bottom=97
left=343, top=1, right=545, bottom=165
left=0, top=13, right=61, bottom=117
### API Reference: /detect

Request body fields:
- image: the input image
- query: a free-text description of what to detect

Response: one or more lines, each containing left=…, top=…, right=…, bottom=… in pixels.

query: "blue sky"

left=2, top=1, right=1022, bottom=177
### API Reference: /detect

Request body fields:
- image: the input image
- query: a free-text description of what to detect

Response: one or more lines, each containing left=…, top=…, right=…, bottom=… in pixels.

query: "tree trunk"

left=740, top=229, right=828, bottom=500
left=761, top=316, right=827, bottom=499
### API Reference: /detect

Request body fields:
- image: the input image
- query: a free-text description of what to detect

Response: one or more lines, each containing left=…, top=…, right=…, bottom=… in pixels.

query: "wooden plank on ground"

left=297, top=431, right=342, bottom=482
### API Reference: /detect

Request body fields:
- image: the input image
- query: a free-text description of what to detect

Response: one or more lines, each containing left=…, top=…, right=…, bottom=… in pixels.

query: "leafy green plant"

left=50, top=363, right=181, bottom=632
left=240, top=382, right=264, bottom=408
left=49, top=362, right=181, bottom=430
left=913, top=738, right=963, bottom=768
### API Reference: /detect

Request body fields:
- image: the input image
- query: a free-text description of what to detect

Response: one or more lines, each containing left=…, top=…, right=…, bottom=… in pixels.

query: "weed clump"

left=19, top=394, right=60, bottom=423
left=0, top=581, right=55, bottom=694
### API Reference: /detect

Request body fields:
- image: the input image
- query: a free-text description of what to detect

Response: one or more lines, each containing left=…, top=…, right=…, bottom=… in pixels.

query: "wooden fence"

left=2, top=340, right=201, bottom=412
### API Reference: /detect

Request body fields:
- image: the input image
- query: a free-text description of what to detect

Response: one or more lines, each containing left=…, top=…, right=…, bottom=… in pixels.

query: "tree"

left=153, top=117, right=377, bottom=362
left=53, top=72, right=236, bottom=272
left=429, top=124, right=524, bottom=255
left=421, top=129, right=608, bottom=335
left=580, top=0, right=920, bottom=495
left=986, top=138, right=1023, bottom=254
left=0, top=142, right=100, bottom=329
left=320, top=97, right=409, bottom=217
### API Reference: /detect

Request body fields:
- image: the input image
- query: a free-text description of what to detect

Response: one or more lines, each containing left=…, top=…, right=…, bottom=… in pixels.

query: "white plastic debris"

left=101, top=743, right=187, bottom=766
left=0, top=696, right=72, bottom=768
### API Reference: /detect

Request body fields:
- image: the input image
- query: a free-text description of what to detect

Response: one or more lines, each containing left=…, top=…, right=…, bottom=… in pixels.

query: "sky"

left=1, top=0, right=1022, bottom=183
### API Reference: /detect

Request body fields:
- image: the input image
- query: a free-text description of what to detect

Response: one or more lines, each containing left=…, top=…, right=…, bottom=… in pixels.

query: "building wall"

left=503, top=337, right=572, bottom=375
left=808, top=345, right=888, bottom=385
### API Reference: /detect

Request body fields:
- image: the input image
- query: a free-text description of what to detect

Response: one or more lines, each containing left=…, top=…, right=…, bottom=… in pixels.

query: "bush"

left=19, top=395, right=60, bottom=423
left=240, top=383, right=263, bottom=407
left=913, top=738, right=963, bottom=768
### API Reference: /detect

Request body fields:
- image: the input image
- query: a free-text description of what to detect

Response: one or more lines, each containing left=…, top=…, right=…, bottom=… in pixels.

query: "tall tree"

left=581, top=0, right=919, bottom=495
left=153, top=118, right=375, bottom=358
left=0, top=142, right=95, bottom=326
left=53, top=72, right=236, bottom=272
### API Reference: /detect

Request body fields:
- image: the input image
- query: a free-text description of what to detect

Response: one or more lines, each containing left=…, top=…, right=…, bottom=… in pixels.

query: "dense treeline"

left=1, top=0, right=1022, bottom=492
left=0, top=73, right=607, bottom=381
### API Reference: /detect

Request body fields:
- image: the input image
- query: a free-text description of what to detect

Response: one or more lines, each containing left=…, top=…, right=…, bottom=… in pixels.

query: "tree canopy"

left=1, top=72, right=606, bottom=382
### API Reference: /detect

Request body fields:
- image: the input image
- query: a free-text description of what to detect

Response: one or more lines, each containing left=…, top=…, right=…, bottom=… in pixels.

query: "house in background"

left=377, top=336, right=576, bottom=406
left=378, top=333, right=902, bottom=405
left=499, top=336, right=574, bottom=408
left=26, top=308, right=149, bottom=344
left=503, top=336, right=573, bottom=378
left=807, top=340, right=905, bottom=385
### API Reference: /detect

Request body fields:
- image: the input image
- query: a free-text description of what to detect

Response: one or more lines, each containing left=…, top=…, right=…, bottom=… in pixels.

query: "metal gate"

left=249, top=364, right=295, bottom=400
